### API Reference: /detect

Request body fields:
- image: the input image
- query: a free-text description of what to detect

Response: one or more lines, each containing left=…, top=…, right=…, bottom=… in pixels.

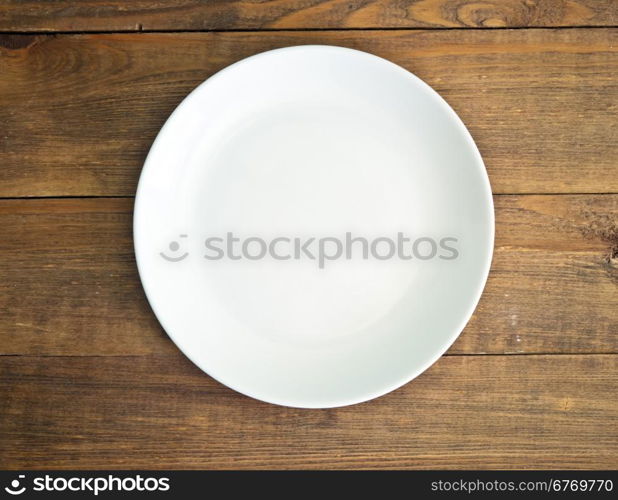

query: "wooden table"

left=1, top=1, right=616, bottom=470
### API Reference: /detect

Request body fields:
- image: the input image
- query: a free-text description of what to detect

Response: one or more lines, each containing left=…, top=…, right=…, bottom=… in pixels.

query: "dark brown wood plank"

left=0, top=195, right=616, bottom=356
left=0, top=354, right=615, bottom=469
left=0, top=29, right=617, bottom=196
left=0, top=0, right=616, bottom=31
left=459, top=195, right=618, bottom=355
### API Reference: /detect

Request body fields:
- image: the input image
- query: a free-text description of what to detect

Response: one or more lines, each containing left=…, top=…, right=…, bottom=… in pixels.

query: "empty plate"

left=134, top=45, right=494, bottom=408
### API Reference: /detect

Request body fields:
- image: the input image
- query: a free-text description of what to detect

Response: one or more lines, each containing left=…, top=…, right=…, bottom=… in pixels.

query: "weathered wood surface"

left=1, top=195, right=615, bottom=357
left=1, top=354, right=615, bottom=469
left=1, top=29, right=617, bottom=197
left=0, top=0, right=616, bottom=31
left=1, top=3, right=616, bottom=470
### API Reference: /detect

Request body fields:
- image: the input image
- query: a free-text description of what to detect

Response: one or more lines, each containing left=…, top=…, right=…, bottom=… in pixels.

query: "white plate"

left=134, top=45, right=494, bottom=408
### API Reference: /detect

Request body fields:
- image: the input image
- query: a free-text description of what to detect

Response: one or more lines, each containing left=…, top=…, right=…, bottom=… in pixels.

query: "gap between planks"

left=1, top=25, right=618, bottom=36
left=0, top=193, right=617, bottom=201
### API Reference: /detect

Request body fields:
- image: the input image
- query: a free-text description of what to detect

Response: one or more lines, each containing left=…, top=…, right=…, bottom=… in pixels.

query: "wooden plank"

left=0, top=29, right=617, bottom=197
left=0, top=0, right=616, bottom=31
left=0, top=354, right=615, bottom=469
left=0, top=195, right=616, bottom=356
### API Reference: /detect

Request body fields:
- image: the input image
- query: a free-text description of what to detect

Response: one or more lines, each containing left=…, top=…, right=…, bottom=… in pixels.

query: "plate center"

left=188, top=102, right=422, bottom=344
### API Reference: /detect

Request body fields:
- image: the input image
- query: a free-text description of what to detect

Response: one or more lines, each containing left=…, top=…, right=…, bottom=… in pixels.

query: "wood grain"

left=0, top=29, right=617, bottom=197
left=1, top=353, right=615, bottom=469
left=0, top=0, right=616, bottom=31
left=0, top=195, right=616, bottom=357
left=1, top=2, right=617, bottom=471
